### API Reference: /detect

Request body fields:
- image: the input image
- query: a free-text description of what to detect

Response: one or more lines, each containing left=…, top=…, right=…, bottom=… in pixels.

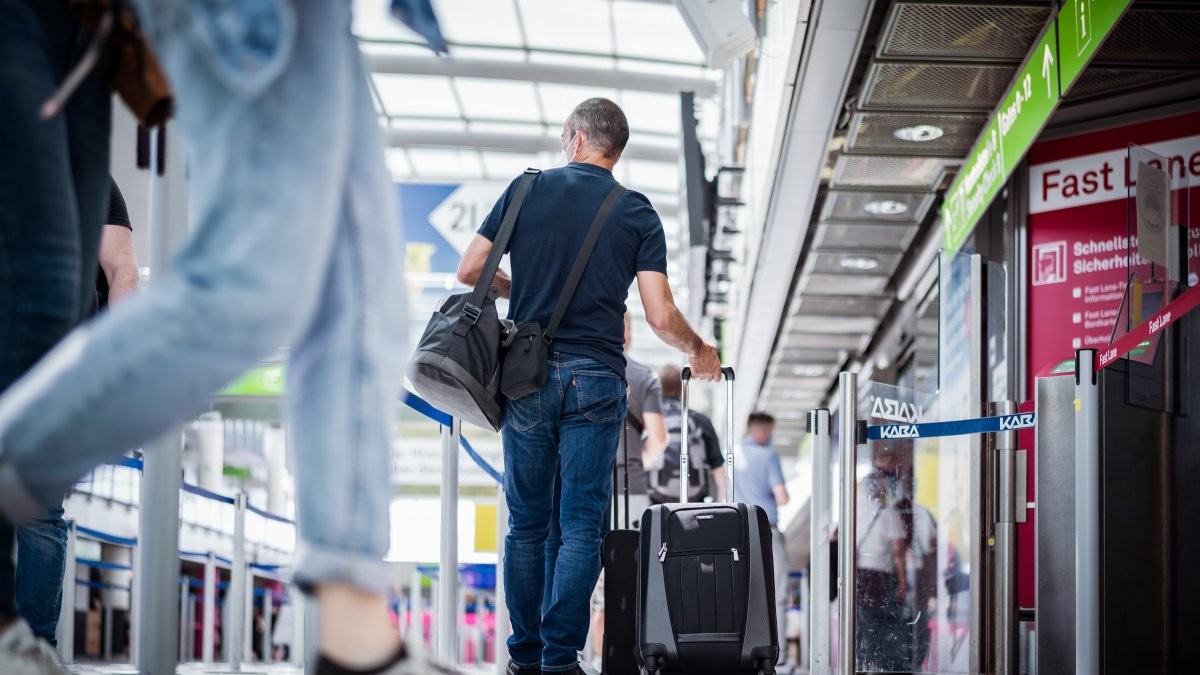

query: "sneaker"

left=506, top=659, right=541, bottom=675
left=315, top=643, right=460, bottom=675
left=0, top=619, right=65, bottom=675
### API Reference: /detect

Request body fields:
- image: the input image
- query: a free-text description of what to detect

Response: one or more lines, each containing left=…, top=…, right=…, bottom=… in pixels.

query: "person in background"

left=0, top=2, right=456, bottom=674
left=734, top=411, right=789, bottom=667
left=855, top=449, right=909, bottom=671
left=13, top=178, right=142, bottom=653
left=652, top=364, right=726, bottom=503
left=457, top=97, right=721, bottom=675
left=617, top=311, right=667, bottom=527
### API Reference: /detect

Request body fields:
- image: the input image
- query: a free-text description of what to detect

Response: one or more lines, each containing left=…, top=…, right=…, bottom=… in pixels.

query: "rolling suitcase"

left=602, top=420, right=640, bottom=675
left=636, top=366, right=779, bottom=675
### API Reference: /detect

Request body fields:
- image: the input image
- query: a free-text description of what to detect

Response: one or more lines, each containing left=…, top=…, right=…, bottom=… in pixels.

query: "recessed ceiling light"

left=839, top=256, right=880, bottom=271
left=893, top=124, right=944, bottom=142
left=791, top=364, right=827, bottom=377
left=864, top=199, right=909, bottom=216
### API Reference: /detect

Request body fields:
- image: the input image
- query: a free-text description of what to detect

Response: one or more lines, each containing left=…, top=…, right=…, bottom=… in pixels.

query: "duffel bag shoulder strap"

left=457, top=169, right=539, bottom=335
left=543, top=183, right=626, bottom=342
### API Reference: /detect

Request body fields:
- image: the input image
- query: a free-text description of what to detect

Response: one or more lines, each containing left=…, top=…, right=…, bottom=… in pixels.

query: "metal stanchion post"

left=179, top=579, right=190, bottom=662
left=187, top=594, right=197, bottom=661
left=104, top=599, right=114, bottom=661
left=228, top=493, right=248, bottom=670
left=807, top=409, right=832, bottom=675
left=1075, top=350, right=1099, bottom=675
left=136, top=122, right=187, bottom=675
left=291, top=593, right=307, bottom=667
left=837, top=372, right=858, bottom=675
left=244, top=570, right=254, bottom=663
left=495, top=487, right=510, bottom=675
left=438, top=418, right=461, bottom=665
left=202, top=552, right=217, bottom=662
left=261, top=586, right=272, bottom=663
left=57, top=521, right=76, bottom=663
left=993, top=400, right=1017, bottom=675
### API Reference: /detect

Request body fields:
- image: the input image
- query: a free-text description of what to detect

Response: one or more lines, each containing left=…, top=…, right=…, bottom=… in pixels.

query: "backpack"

left=648, top=398, right=712, bottom=503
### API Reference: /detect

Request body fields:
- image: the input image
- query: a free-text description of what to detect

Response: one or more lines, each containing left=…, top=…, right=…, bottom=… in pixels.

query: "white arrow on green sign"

left=942, top=0, right=1135, bottom=255
left=943, top=24, right=1059, bottom=254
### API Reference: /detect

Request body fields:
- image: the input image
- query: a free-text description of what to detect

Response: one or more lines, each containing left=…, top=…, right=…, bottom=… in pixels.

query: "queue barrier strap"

left=76, top=525, right=137, bottom=548
left=401, top=390, right=504, bottom=485
left=867, top=412, right=1036, bottom=441
left=76, top=558, right=133, bottom=572
left=181, top=482, right=236, bottom=505
left=246, top=502, right=295, bottom=525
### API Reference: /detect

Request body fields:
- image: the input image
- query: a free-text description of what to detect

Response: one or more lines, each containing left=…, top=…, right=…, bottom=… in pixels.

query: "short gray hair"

left=566, top=98, right=630, bottom=160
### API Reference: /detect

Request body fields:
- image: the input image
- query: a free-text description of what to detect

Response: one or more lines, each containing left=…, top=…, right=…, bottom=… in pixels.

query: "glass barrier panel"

left=855, top=381, right=958, bottom=674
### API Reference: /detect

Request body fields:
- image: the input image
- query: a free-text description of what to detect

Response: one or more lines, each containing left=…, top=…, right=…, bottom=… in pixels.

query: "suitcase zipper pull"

left=658, top=543, right=668, bottom=562
left=731, top=547, right=740, bottom=562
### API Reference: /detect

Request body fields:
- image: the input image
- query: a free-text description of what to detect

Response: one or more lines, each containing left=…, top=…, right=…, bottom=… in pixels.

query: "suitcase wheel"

left=641, top=656, right=661, bottom=673
left=755, top=657, right=776, bottom=675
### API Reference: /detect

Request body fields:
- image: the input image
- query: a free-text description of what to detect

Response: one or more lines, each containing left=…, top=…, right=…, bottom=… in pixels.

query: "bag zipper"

left=658, top=544, right=741, bottom=562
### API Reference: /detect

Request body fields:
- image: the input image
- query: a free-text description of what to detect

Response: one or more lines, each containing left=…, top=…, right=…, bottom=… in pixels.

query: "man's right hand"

left=688, top=342, right=722, bottom=381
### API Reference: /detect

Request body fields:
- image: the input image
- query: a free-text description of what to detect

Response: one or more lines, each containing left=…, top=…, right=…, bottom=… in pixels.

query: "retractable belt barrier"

left=1097, top=282, right=1200, bottom=370
left=867, top=412, right=1036, bottom=441
left=401, top=390, right=503, bottom=484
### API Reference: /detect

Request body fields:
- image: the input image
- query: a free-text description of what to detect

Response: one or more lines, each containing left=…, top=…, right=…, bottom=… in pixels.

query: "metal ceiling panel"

left=830, top=155, right=950, bottom=190
left=801, top=273, right=890, bottom=297
left=862, top=62, right=1016, bottom=110
left=778, top=331, right=867, bottom=351
left=1066, top=69, right=1198, bottom=101
left=813, top=222, right=918, bottom=251
left=1095, top=8, right=1200, bottom=65
left=879, top=3, right=1052, bottom=61
left=809, top=250, right=905, bottom=277
left=821, top=191, right=934, bottom=224
left=794, top=295, right=892, bottom=317
left=774, top=347, right=849, bottom=364
left=789, top=315, right=880, bottom=334
left=846, top=111, right=986, bottom=156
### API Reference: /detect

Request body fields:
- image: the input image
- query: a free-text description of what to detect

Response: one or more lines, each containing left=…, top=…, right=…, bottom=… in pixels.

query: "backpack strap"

left=457, top=169, right=539, bottom=336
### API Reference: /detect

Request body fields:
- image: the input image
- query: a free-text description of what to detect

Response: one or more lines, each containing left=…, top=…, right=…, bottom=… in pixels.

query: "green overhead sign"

left=942, top=0, right=1134, bottom=254
left=1059, top=0, right=1134, bottom=93
left=222, top=365, right=285, bottom=397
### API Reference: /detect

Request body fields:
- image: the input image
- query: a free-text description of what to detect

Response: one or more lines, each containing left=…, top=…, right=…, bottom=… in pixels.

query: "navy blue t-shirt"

left=478, top=163, right=668, bottom=378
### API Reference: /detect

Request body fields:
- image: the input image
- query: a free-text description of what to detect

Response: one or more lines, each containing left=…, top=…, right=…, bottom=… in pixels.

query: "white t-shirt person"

left=856, top=487, right=906, bottom=574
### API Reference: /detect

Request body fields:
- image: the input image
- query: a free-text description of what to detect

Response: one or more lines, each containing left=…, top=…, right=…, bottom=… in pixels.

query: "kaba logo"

left=998, top=413, right=1035, bottom=431
left=870, top=397, right=922, bottom=423
left=879, top=424, right=920, bottom=439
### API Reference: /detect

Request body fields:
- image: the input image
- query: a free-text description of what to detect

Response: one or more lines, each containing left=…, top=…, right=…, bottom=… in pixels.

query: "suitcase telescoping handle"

left=679, top=366, right=736, bottom=504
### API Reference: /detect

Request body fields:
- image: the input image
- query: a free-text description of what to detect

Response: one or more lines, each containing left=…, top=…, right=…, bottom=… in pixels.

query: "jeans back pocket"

left=573, top=370, right=624, bottom=423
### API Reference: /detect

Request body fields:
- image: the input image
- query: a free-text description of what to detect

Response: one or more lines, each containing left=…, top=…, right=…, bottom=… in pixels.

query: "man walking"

left=734, top=412, right=789, bottom=666
left=456, top=97, right=720, bottom=675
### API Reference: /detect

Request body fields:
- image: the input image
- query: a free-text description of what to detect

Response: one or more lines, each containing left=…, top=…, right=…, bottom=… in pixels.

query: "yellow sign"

left=474, top=503, right=498, bottom=553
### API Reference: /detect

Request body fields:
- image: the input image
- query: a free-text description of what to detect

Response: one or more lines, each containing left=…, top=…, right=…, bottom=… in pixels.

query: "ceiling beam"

left=364, top=51, right=719, bottom=98
left=386, top=128, right=678, bottom=163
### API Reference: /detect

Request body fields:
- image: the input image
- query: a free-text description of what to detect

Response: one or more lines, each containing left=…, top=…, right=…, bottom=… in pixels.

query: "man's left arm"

left=99, top=224, right=139, bottom=304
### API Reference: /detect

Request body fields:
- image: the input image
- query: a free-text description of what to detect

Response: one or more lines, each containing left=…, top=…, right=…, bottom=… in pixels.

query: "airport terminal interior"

left=6, top=0, right=1200, bottom=674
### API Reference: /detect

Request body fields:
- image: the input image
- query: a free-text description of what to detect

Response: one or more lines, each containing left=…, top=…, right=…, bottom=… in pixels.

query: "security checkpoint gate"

left=809, top=378, right=1030, bottom=675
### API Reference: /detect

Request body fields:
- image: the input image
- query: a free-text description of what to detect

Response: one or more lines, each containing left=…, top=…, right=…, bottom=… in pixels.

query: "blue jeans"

left=0, top=0, right=112, bottom=620
left=16, top=507, right=67, bottom=644
left=0, top=0, right=406, bottom=595
left=503, top=354, right=626, bottom=672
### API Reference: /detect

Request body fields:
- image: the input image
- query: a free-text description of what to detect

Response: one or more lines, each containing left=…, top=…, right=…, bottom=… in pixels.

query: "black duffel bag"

left=407, top=169, right=538, bottom=431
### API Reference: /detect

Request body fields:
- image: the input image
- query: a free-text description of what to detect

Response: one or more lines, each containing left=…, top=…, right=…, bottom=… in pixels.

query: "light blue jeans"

left=0, top=0, right=406, bottom=595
